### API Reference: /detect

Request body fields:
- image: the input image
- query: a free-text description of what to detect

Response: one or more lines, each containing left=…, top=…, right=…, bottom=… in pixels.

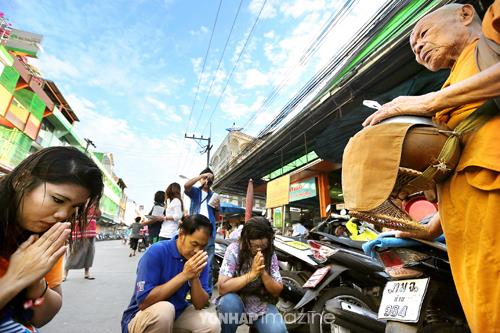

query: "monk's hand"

left=182, top=250, right=208, bottom=280
left=5, top=222, right=70, bottom=290
left=396, top=212, right=442, bottom=241
left=395, top=227, right=433, bottom=241
left=362, top=92, right=437, bottom=127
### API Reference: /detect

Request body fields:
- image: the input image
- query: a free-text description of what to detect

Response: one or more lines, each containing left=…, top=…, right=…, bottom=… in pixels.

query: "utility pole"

left=184, top=133, right=212, bottom=168
left=84, top=138, right=96, bottom=153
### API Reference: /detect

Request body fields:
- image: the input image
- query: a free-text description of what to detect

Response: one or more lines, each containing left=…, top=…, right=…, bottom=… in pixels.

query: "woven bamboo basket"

left=350, top=167, right=431, bottom=232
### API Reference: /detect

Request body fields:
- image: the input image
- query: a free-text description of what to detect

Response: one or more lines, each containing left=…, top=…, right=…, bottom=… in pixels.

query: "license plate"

left=378, top=278, right=429, bottom=323
left=303, top=266, right=330, bottom=288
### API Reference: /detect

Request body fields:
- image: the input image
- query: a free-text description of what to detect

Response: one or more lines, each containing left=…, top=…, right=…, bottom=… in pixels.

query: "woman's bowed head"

left=0, top=146, right=103, bottom=328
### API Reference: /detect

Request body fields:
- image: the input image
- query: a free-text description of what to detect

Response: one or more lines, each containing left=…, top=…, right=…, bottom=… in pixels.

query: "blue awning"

left=220, top=202, right=245, bottom=214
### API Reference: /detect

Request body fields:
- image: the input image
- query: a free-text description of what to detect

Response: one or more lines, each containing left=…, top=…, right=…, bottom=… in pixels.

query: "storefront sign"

left=5, top=29, right=43, bottom=58
left=266, top=174, right=290, bottom=208
left=273, top=207, right=283, bottom=229
left=289, top=177, right=317, bottom=202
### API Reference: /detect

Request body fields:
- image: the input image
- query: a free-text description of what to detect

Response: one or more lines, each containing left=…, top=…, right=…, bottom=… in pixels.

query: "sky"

left=3, top=0, right=386, bottom=210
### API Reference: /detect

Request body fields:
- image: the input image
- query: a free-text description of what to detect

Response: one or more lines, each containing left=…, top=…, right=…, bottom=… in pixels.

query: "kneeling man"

left=121, top=214, right=220, bottom=333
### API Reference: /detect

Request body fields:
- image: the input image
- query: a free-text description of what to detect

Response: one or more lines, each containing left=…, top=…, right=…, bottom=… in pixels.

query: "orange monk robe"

left=434, top=2, right=500, bottom=332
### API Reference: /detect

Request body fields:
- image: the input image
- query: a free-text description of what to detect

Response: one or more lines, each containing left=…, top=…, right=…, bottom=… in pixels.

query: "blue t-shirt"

left=121, top=237, right=210, bottom=333
left=186, top=186, right=217, bottom=237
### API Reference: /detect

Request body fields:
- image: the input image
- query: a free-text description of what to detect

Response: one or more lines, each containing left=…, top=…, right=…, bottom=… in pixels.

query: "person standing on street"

left=158, top=183, right=184, bottom=241
left=142, top=191, right=165, bottom=245
left=121, top=214, right=220, bottom=333
left=63, top=204, right=101, bottom=281
left=184, top=168, right=220, bottom=295
left=129, top=217, right=142, bottom=257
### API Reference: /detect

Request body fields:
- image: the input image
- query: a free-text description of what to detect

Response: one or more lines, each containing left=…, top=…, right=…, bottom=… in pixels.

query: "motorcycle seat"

left=314, top=231, right=365, bottom=250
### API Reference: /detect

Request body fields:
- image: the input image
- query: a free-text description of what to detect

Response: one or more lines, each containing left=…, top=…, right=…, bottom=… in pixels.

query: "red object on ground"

left=404, top=196, right=438, bottom=222
left=245, top=179, right=254, bottom=222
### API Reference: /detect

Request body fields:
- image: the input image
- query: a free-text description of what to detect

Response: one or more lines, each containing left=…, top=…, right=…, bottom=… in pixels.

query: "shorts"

left=129, top=238, right=139, bottom=251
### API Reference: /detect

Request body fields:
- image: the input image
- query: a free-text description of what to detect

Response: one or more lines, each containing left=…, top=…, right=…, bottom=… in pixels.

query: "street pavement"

left=43, top=240, right=248, bottom=333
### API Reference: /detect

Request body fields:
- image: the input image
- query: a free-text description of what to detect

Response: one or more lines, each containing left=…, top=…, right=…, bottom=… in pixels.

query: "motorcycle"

left=297, top=230, right=389, bottom=333
left=274, top=234, right=317, bottom=331
left=307, top=231, right=469, bottom=332
left=274, top=217, right=385, bottom=332
left=213, top=236, right=236, bottom=286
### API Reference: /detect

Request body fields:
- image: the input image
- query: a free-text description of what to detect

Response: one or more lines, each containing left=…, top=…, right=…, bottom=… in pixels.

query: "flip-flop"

left=84, top=276, right=95, bottom=280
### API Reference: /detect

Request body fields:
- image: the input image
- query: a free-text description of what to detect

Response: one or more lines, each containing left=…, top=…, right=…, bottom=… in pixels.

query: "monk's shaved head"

left=410, top=4, right=482, bottom=71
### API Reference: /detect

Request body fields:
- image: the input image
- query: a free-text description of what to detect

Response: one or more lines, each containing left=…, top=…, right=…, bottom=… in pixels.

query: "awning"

left=12, top=56, right=54, bottom=110
left=220, top=202, right=245, bottom=214
left=213, top=0, right=449, bottom=195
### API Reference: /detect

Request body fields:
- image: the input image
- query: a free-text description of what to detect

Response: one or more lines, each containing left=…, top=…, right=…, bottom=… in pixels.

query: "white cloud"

left=189, top=25, right=209, bottom=36
left=219, top=89, right=265, bottom=119
left=37, top=54, right=81, bottom=80
left=264, top=30, right=276, bottom=39
left=179, top=105, right=190, bottom=115
left=248, top=0, right=278, bottom=19
left=279, top=0, right=326, bottom=18
left=67, top=94, right=205, bottom=206
left=191, top=57, right=203, bottom=75
left=151, top=83, right=171, bottom=95
left=145, top=96, right=168, bottom=110
left=241, top=68, right=269, bottom=89
left=145, top=96, right=182, bottom=123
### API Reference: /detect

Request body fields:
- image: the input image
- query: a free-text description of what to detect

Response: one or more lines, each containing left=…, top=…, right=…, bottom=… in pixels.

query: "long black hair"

left=166, top=182, right=184, bottom=214
left=0, top=146, right=104, bottom=257
left=237, top=217, right=275, bottom=275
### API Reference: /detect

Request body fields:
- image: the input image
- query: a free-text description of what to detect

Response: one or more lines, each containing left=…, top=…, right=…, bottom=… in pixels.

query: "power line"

left=242, top=0, right=358, bottom=130
left=181, top=0, right=268, bottom=173
left=216, top=0, right=388, bottom=174
left=193, top=0, right=245, bottom=132
left=184, top=0, right=224, bottom=135
left=197, top=0, right=268, bottom=136
left=177, top=0, right=223, bottom=175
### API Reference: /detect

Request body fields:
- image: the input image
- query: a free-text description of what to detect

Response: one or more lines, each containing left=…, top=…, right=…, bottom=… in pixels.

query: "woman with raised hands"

left=0, top=146, right=103, bottom=332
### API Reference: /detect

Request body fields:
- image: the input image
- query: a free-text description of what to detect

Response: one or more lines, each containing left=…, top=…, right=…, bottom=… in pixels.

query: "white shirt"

left=199, top=191, right=209, bottom=219
left=159, top=198, right=183, bottom=239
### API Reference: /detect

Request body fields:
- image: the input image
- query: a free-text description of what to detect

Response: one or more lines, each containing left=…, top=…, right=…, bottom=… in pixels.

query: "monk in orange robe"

left=363, top=2, right=500, bottom=332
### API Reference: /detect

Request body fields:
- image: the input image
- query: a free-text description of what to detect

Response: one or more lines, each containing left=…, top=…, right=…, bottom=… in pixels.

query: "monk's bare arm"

left=432, top=62, right=500, bottom=110
left=363, top=62, right=500, bottom=126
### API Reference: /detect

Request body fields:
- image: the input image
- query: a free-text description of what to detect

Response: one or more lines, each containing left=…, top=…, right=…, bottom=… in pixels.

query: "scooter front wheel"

left=276, top=271, right=309, bottom=331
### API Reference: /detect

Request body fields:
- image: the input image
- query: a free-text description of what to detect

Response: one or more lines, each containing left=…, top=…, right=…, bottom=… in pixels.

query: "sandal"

left=84, top=276, right=95, bottom=280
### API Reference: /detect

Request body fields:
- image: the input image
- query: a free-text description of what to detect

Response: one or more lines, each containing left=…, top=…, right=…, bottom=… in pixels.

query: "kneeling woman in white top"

left=158, top=182, right=184, bottom=241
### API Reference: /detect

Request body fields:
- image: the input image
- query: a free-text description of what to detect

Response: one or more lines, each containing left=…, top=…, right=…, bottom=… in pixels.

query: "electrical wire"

left=217, top=0, right=392, bottom=175
left=184, top=0, right=224, bottom=135
left=241, top=0, right=358, bottom=130
left=176, top=0, right=224, bottom=175
left=195, top=0, right=268, bottom=137
left=193, top=0, right=245, bottom=132
left=182, top=0, right=268, bottom=172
